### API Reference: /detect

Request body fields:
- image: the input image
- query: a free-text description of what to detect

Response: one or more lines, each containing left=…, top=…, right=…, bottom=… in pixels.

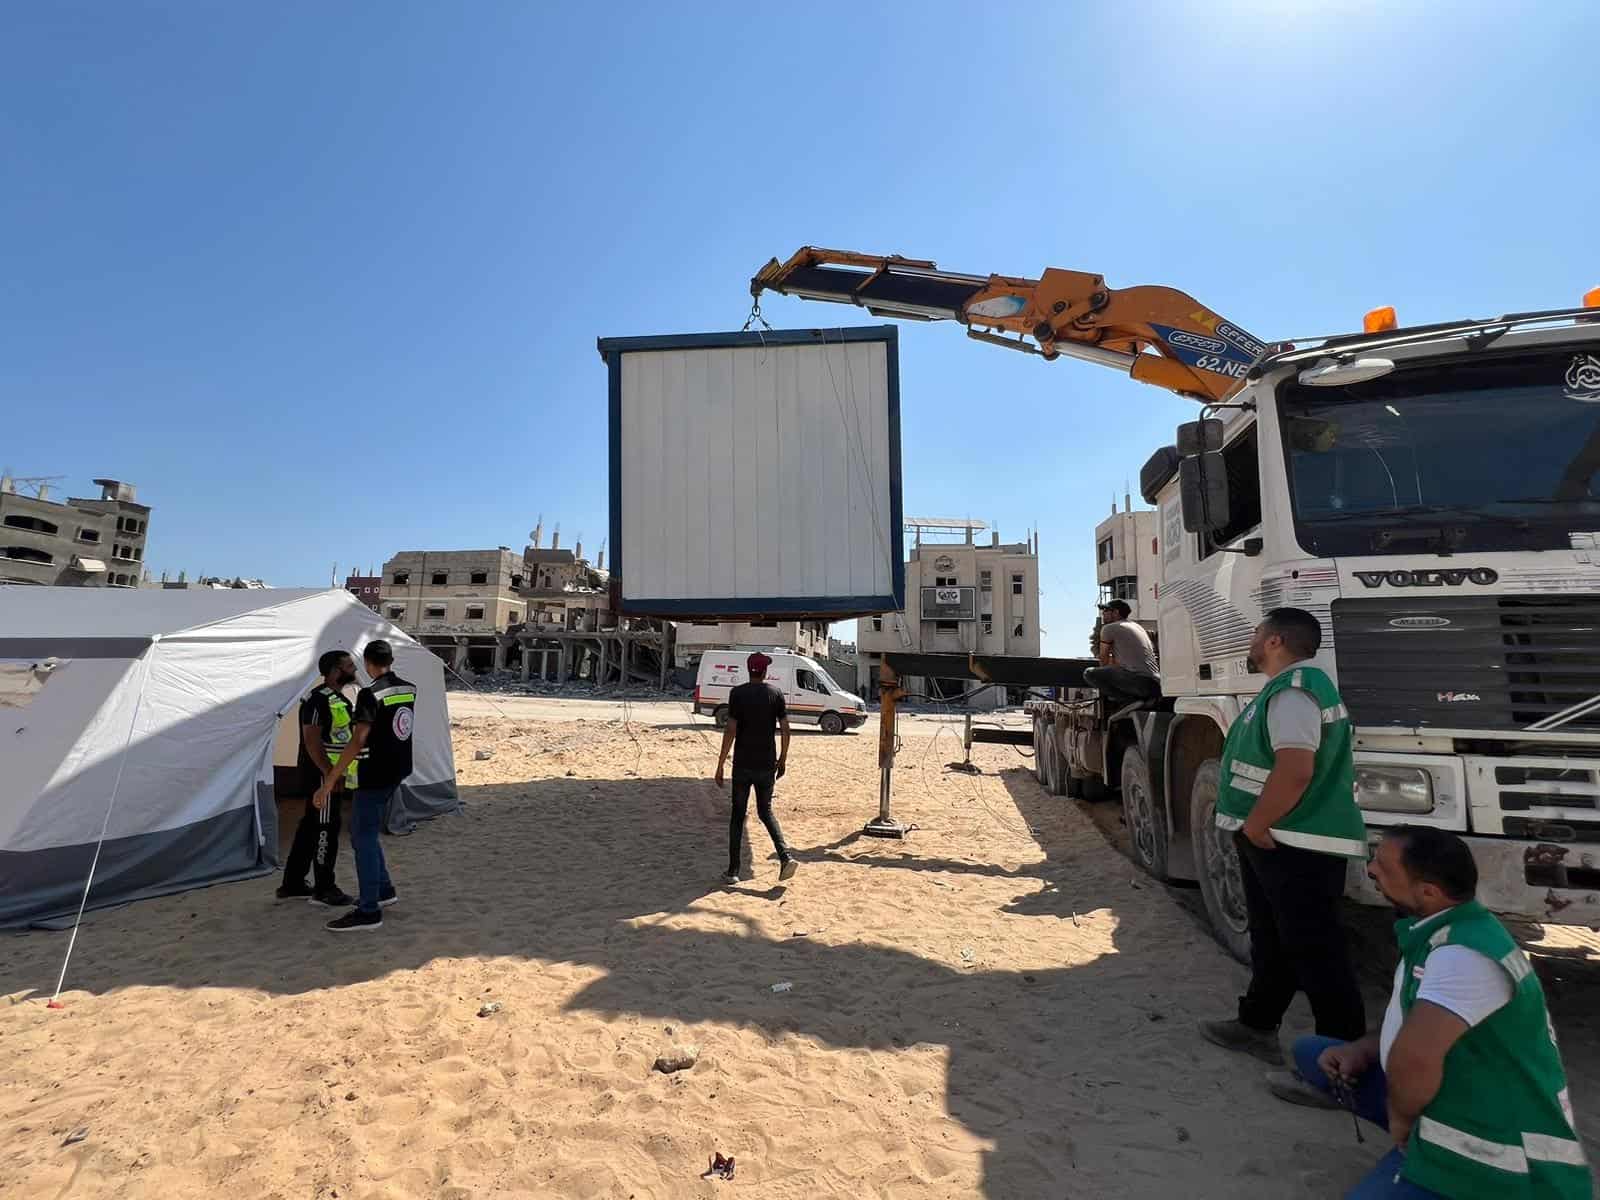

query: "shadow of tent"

left=2, top=771, right=1379, bottom=1197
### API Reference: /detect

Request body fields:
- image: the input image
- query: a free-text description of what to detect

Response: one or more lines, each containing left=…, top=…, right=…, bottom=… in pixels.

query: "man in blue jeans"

left=1268, top=827, right=1589, bottom=1199
left=314, top=640, right=414, bottom=933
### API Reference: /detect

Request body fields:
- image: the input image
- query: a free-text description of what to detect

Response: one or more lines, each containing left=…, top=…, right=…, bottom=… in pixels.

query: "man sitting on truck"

left=1084, top=600, right=1160, bottom=706
left=1268, top=827, right=1591, bottom=1200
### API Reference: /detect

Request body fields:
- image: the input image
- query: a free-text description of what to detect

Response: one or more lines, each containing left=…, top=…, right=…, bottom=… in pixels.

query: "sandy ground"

left=4, top=705, right=1599, bottom=1198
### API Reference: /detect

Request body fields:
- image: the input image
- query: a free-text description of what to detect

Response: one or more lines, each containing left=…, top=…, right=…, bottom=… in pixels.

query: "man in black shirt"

left=277, top=649, right=358, bottom=908
left=714, top=652, right=797, bottom=885
left=315, top=639, right=415, bottom=932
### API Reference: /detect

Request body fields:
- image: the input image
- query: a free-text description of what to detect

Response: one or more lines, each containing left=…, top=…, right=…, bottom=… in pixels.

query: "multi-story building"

left=1094, top=496, right=1159, bottom=643
left=672, top=619, right=830, bottom=669
left=855, top=520, right=1041, bottom=707
left=0, top=477, right=150, bottom=588
left=379, top=548, right=525, bottom=671
left=344, top=571, right=381, bottom=611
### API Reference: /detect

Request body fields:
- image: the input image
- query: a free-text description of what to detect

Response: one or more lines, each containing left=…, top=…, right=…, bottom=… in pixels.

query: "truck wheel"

left=1120, top=747, right=1170, bottom=880
left=712, top=705, right=730, bottom=729
left=1191, top=759, right=1252, bottom=964
left=819, top=711, right=845, bottom=735
left=1048, top=729, right=1070, bottom=797
left=1033, top=717, right=1048, bottom=785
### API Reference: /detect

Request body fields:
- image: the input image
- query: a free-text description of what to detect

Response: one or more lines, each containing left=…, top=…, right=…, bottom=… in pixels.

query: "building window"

left=466, top=604, right=485, bottom=620
left=388, top=606, right=406, bottom=619
left=393, top=571, right=409, bottom=585
left=934, top=620, right=959, bottom=634
left=1097, top=536, right=1114, bottom=563
left=1014, top=621, right=1025, bottom=638
left=3, top=514, right=60, bottom=535
left=470, top=571, right=488, bottom=585
left=540, top=572, right=552, bottom=588
left=983, top=620, right=994, bottom=636
left=424, top=604, right=447, bottom=619
left=871, top=617, right=883, bottom=632
left=508, top=610, right=520, bottom=623
left=979, top=569, right=991, bottom=589
left=76, top=527, right=101, bottom=543
left=935, top=575, right=958, bottom=587
left=431, top=571, right=448, bottom=585
left=511, top=574, right=523, bottom=589
left=3, top=546, right=53, bottom=564
left=1011, top=573, right=1024, bottom=595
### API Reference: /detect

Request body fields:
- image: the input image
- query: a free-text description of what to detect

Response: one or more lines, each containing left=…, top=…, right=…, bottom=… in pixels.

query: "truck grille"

left=1332, top=595, right=1600, bottom=731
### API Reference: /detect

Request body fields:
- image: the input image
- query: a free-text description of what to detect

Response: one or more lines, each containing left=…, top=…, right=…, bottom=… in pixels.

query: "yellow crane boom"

left=751, top=247, right=1265, bottom=403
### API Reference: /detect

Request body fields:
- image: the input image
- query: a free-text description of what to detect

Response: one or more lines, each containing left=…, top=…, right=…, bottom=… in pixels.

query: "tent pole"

left=49, top=636, right=161, bottom=1007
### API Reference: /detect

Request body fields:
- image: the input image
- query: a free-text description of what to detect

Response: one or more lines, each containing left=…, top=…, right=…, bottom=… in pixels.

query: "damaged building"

left=379, top=523, right=672, bottom=687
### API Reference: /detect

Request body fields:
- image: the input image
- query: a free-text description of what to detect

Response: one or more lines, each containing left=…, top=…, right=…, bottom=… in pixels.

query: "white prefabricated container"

left=597, top=326, right=904, bottom=619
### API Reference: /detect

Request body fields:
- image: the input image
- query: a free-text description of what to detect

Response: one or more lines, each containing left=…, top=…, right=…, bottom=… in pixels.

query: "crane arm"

left=751, top=247, right=1265, bottom=403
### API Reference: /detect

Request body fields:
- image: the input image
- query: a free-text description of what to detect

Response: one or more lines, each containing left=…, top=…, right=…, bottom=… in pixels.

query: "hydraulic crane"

left=751, top=247, right=1266, bottom=404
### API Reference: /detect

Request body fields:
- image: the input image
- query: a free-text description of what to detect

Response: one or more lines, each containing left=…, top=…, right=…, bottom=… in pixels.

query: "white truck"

left=749, top=246, right=1600, bottom=955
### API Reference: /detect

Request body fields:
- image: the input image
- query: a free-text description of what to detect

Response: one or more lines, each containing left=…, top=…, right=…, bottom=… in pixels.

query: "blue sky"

left=4, top=2, right=1595, bottom=652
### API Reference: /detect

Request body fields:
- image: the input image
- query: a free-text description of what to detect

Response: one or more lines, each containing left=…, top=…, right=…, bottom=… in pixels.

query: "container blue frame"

left=596, top=325, right=905, bottom=620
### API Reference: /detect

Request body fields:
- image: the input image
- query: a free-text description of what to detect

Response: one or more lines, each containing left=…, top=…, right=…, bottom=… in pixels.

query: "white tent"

left=0, top=587, right=458, bottom=928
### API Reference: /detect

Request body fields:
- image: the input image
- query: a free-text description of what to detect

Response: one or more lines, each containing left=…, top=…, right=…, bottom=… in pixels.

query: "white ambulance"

left=693, top=650, right=868, bottom=734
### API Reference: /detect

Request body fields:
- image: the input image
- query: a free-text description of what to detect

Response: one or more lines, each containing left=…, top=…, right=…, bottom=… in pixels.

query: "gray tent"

left=0, top=587, right=458, bottom=928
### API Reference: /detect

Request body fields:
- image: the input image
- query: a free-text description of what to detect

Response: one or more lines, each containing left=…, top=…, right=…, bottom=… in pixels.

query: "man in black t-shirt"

left=714, top=652, right=797, bottom=885
left=277, top=649, right=358, bottom=907
left=315, top=639, right=416, bottom=932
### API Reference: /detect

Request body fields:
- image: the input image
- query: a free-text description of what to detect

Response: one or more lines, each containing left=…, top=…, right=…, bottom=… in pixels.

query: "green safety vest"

left=316, top=685, right=364, bottom=789
left=1215, top=663, right=1367, bottom=858
left=1395, top=901, right=1590, bottom=1198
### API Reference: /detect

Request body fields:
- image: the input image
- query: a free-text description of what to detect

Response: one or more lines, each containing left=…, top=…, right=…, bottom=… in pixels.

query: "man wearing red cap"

left=714, top=651, right=798, bottom=885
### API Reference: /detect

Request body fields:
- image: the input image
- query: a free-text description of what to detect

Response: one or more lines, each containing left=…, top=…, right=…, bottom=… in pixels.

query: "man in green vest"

left=1200, top=606, right=1368, bottom=1063
left=1267, top=827, right=1590, bottom=1199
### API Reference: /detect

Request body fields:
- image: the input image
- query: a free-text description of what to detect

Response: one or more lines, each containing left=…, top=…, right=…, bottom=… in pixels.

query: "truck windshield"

left=1279, top=345, right=1600, bottom=556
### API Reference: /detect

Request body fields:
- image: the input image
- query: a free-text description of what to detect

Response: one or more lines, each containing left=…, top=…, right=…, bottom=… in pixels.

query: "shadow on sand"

left=3, top=766, right=1382, bottom=1197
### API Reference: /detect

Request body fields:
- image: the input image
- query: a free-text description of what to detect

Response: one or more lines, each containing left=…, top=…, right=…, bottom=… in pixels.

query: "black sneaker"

left=378, top=887, right=399, bottom=908
left=309, top=888, right=355, bottom=909
left=276, top=881, right=314, bottom=901
left=779, top=858, right=799, bottom=882
left=722, top=872, right=740, bottom=886
left=325, top=908, right=383, bottom=933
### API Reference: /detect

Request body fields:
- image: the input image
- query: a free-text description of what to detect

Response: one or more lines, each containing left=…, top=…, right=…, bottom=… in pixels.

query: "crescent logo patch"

left=393, top=707, right=414, bottom=741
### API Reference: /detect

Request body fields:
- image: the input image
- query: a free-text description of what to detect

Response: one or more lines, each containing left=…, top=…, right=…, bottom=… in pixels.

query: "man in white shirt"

left=1265, top=827, right=1539, bottom=1199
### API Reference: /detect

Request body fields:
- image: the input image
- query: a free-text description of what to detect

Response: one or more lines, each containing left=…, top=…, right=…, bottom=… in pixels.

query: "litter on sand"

left=703, top=1152, right=736, bottom=1180
left=770, top=981, right=793, bottom=993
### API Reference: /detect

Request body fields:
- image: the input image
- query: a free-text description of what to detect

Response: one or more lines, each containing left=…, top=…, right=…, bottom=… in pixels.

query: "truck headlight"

left=1355, top=764, right=1434, bottom=814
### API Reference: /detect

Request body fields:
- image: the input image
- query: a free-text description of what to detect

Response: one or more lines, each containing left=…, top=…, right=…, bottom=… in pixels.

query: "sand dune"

left=4, top=712, right=1596, bottom=1197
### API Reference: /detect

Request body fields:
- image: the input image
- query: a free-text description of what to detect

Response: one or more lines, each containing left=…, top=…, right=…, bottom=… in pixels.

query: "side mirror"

left=1180, top=452, right=1231, bottom=533
left=1176, top=418, right=1224, bottom=456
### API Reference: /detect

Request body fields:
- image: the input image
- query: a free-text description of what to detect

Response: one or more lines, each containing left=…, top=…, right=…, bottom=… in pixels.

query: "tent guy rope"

left=48, top=636, right=161, bottom=1007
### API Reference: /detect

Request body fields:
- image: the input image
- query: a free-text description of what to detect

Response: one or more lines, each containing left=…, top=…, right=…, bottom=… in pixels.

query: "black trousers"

left=283, top=791, right=343, bottom=893
left=729, top=768, right=789, bottom=874
left=1083, top=665, right=1161, bottom=705
left=1235, top=833, right=1366, bottom=1040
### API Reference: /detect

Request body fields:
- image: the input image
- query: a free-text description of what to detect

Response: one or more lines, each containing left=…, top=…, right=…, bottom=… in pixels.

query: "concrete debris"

left=478, top=1001, right=502, bottom=1018
left=474, top=749, right=494, bottom=761
left=652, top=1044, right=700, bottom=1073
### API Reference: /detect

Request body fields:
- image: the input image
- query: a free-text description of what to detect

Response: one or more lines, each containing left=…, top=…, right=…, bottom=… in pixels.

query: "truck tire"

left=1191, top=759, right=1252, bottom=964
left=1120, top=747, right=1170, bottom=881
left=712, top=705, right=730, bottom=729
left=819, top=711, right=846, bottom=735
left=1047, top=725, right=1071, bottom=796
left=1032, top=716, right=1049, bottom=786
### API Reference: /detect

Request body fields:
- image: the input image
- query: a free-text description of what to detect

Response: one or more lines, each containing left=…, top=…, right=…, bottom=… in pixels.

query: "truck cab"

left=1083, top=310, right=1600, bottom=955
